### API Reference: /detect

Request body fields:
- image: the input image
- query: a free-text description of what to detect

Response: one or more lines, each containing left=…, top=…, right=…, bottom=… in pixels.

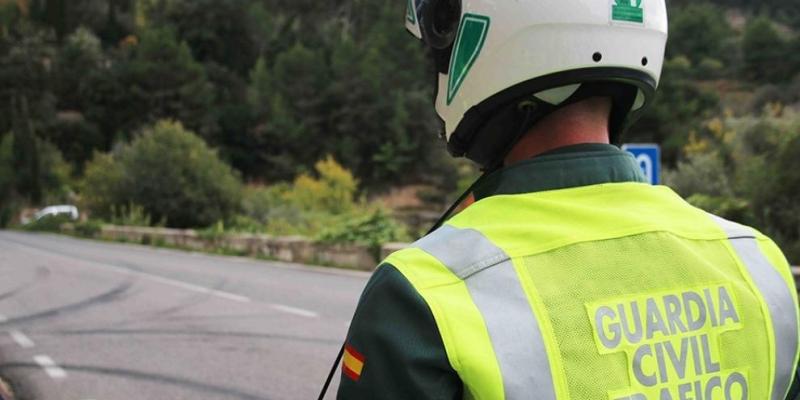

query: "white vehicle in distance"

left=33, top=205, right=80, bottom=222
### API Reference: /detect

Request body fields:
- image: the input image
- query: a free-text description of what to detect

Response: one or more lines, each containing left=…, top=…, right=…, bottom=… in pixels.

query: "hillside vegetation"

left=1, top=0, right=799, bottom=261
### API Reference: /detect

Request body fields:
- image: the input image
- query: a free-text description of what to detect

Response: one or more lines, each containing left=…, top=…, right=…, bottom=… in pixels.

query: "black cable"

left=315, top=175, right=483, bottom=400
left=314, top=176, right=478, bottom=400
left=317, top=344, right=345, bottom=400
left=317, top=102, right=537, bottom=400
left=426, top=101, right=537, bottom=234
left=425, top=172, right=488, bottom=235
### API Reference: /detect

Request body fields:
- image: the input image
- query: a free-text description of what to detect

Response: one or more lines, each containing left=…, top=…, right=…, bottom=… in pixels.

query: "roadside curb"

left=0, top=377, right=14, bottom=400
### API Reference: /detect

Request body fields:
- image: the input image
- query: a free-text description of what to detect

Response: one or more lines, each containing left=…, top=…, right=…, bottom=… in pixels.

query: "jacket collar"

left=473, top=143, right=647, bottom=201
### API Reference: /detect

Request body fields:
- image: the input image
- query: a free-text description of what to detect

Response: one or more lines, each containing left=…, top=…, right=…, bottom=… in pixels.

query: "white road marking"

left=270, top=304, right=319, bottom=318
left=0, top=314, right=7, bottom=323
left=142, top=274, right=251, bottom=303
left=33, top=355, right=67, bottom=380
left=9, top=330, right=34, bottom=348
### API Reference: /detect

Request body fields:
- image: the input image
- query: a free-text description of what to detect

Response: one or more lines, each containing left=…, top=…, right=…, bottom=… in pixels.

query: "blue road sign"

left=622, top=144, right=661, bottom=185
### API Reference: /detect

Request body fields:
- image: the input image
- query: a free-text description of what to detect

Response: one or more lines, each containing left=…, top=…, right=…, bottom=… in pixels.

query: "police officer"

left=337, top=0, right=800, bottom=399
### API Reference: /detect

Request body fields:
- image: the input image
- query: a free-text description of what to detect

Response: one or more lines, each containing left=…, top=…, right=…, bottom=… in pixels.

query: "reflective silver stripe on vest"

left=711, top=214, right=799, bottom=400
left=416, top=225, right=557, bottom=400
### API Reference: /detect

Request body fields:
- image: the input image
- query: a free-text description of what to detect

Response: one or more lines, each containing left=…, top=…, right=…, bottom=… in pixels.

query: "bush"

left=696, top=58, right=724, bottom=79
left=0, top=199, right=21, bottom=228
left=286, top=156, right=358, bottom=214
left=685, top=194, right=750, bottom=223
left=240, top=184, right=301, bottom=234
left=82, top=120, right=242, bottom=228
left=23, top=214, right=73, bottom=232
left=81, top=151, right=124, bottom=220
left=237, top=157, right=361, bottom=237
left=110, top=203, right=156, bottom=227
left=744, top=131, right=800, bottom=263
left=666, top=113, right=800, bottom=264
left=198, top=221, right=227, bottom=242
left=663, top=152, right=732, bottom=198
left=318, top=208, right=409, bottom=257
left=224, top=214, right=263, bottom=234
left=74, top=220, right=103, bottom=238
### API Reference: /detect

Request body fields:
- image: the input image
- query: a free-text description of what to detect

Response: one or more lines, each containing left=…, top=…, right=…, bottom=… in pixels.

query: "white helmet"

left=406, top=0, right=668, bottom=167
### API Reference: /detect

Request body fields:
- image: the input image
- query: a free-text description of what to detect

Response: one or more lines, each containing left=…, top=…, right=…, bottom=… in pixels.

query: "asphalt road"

left=0, top=230, right=370, bottom=400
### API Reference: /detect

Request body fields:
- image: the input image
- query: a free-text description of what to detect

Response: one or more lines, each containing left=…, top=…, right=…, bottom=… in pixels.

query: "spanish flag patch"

left=343, top=344, right=365, bottom=381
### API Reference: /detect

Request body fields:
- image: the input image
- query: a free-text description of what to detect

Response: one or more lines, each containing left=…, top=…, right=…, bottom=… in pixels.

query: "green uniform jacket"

left=337, top=144, right=800, bottom=399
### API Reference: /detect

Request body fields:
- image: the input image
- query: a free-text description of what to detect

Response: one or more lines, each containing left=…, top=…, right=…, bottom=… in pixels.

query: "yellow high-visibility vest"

left=386, top=182, right=799, bottom=400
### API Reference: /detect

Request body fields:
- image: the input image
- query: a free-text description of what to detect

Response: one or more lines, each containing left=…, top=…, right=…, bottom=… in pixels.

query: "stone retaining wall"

left=63, top=224, right=380, bottom=271
left=60, top=224, right=800, bottom=285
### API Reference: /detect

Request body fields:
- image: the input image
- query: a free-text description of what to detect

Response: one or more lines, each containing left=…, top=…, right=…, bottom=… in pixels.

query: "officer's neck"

left=504, top=97, right=612, bottom=166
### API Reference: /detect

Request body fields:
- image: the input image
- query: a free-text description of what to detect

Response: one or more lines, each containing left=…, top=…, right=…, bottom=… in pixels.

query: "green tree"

left=55, top=26, right=102, bottom=110
left=247, top=56, right=271, bottom=114
left=0, top=22, right=57, bottom=203
left=788, top=36, right=800, bottom=80
left=82, top=27, right=215, bottom=143
left=734, top=117, right=800, bottom=262
left=0, top=133, right=13, bottom=197
left=27, top=0, right=136, bottom=45
left=145, top=0, right=258, bottom=74
left=0, top=132, right=18, bottom=226
left=628, top=57, right=720, bottom=164
left=322, top=2, right=449, bottom=189
left=45, top=27, right=105, bottom=170
left=0, top=132, right=72, bottom=207
left=247, top=42, right=328, bottom=181
left=742, top=16, right=790, bottom=82
left=204, top=60, right=253, bottom=175
left=667, top=4, right=731, bottom=66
